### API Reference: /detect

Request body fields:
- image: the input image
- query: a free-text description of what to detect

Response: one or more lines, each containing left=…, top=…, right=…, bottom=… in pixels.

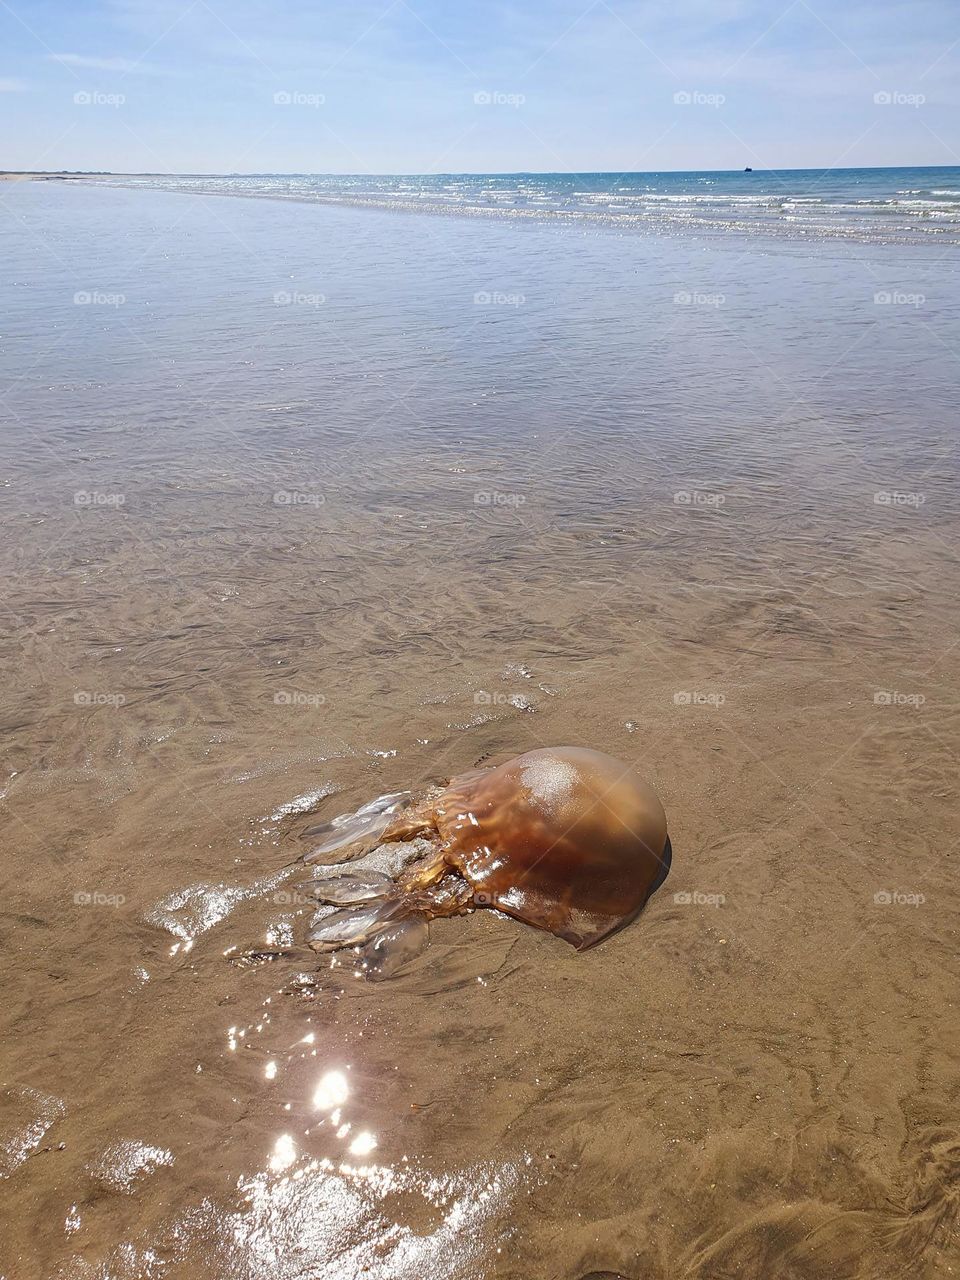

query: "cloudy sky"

left=1, top=0, right=958, bottom=173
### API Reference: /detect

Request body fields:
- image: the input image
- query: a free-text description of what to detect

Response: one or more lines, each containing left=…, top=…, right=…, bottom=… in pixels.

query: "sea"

left=96, top=165, right=960, bottom=244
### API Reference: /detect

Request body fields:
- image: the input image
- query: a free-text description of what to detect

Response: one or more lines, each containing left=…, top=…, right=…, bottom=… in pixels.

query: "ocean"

left=96, top=165, right=960, bottom=244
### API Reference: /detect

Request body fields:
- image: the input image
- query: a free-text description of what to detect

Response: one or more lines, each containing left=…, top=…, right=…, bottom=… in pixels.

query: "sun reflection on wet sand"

left=268, top=1134, right=297, bottom=1174
left=349, top=1131, right=378, bottom=1157
left=313, top=1069, right=350, bottom=1111
left=221, top=1155, right=528, bottom=1279
left=215, top=1059, right=528, bottom=1280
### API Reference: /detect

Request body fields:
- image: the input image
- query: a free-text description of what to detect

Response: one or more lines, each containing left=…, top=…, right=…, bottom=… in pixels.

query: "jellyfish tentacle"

left=380, top=799, right=440, bottom=843
left=421, top=873, right=474, bottom=918
left=300, top=791, right=410, bottom=839
left=397, top=845, right=475, bottom=921
left=302, top=793, right=441, bottom=866
left=303, top=815, right=394, bottom=864
left=356, top=916, right=430, bottom=980
left=306, top=870, right=396, bottom=905
left=308, top=898, right=407, bottom=951
left=397, top=841, right=449, bottom=892
left=302, top=801, right=413, bottom=865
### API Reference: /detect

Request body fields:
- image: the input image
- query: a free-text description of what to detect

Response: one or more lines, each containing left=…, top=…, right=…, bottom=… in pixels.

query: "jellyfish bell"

left=430, top=746, right=670, bottom=949
left=300, top=746, right=671, bottom=973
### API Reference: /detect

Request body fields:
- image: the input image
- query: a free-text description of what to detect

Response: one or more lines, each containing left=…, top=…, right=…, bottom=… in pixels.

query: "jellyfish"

left=299, top=746, right=671, bottom=978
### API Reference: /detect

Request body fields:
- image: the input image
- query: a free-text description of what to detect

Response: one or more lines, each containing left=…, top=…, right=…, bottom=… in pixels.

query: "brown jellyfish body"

left=300, top=746, right=671, bottom=978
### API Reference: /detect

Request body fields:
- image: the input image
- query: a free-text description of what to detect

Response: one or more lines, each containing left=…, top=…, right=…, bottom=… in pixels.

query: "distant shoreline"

left=0, top=172, right=113, bottom=181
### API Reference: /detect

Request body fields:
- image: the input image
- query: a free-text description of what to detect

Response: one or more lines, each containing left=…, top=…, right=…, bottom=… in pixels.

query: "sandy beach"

left=0, top=177, right=958, bottom=1279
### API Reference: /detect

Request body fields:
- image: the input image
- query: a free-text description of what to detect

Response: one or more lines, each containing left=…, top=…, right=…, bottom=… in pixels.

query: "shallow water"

left=1, top=180, right=959, bottom=1279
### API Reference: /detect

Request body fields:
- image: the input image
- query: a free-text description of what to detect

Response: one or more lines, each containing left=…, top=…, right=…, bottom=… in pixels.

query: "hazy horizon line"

left=7, top=162, right=959, bottom=178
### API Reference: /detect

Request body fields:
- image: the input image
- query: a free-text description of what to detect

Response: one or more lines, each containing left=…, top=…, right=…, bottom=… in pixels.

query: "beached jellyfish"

left=299, top=746, right=671, bottom=978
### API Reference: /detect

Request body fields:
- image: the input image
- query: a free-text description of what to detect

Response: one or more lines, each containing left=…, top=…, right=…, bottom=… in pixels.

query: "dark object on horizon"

left=744, top=166, right=753, bottom=172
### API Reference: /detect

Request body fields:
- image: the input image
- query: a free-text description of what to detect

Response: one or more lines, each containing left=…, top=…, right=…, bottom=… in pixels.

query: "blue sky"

left=1, top=0, right=958, bottom=173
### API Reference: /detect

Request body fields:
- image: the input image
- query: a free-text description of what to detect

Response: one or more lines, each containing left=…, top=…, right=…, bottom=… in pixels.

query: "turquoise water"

left=101, top=166, right=960, bottom=244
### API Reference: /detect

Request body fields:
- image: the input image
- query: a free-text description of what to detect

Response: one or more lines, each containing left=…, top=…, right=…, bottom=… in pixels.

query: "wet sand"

left=1, top=181, right=958, bottom=1279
